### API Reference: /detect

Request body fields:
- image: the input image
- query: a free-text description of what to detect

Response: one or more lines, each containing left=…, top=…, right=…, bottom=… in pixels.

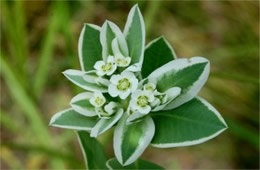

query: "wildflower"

left=108, top=71, right=138, bottom=99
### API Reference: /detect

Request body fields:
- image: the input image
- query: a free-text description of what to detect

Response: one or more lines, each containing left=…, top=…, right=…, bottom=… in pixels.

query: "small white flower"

left=150, top=91, right=167, bottom=108
left=143, top=82, right=156, bottom=92
left=154, top=90, right=168, bottom=104
left=94, top=55, right=117, bottom=76
left=115, top=54, right=131, bottom=67
left=89, top=92, right=106, bottom=107
left=108, top=71, right=138, bottom=99
left=104, top=101, right=118, bottom=115
left=112, top=38, right=131, bottom=68
left=95, top=102, right=118, bottom=118
left=130, top=90, right=155, bottom=114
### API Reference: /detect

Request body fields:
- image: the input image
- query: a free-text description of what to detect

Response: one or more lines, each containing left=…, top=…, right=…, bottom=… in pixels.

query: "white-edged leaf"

left=114, top=115, right=155, bottom=166
left=78, top=24, right=102, bottom=71
left=83, top=70, right=110, bottom=86
left=63, top=69, right=108, bottom=92
left=108, top=21, right=129, bottom=56
left=49, top=108, right=97, bottom=131
left=142, top=36, right=177, bottom=78
left=151, top=97, right=227, bottom=148
left=70, top=92, right=97, bottom=117
left=106, top=158, right=164, bottom=170
left=123, top=4, right=145, bottom=68
left=100, top=21, right=116, bottom=60
left=147, top=57, right=210, bottom=110
left=77, top=131, right=107, bottom=169
left=90, top=108, right=123, bottom=137
left=127, top=111, right=145, bottom=123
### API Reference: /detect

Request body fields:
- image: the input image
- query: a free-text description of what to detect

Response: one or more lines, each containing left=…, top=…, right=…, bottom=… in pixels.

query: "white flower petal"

left=107, top=55, right=115, bottom=63
left=122, top=71, right=135, bottom=80
left=144, top=83, right=156, bottom=91
left=138, top=105, right=151, bottom=114
left=110, top=75, right=121, bottom=84
left=108, top=84, right=119, bottom=97
left=89, top=97, right=96, bottom=107
left=130, top=78, right=138, bottom=92
left=129, top=100, right=139, bottom=110
left=151, top=98, right=161, bottom=107
left=96, top=70, right=105, bottom=76
left=94, top=61, right=105, bottom=70
left=104, top=102, right=118, bottom=115
left=106, top=64, right=117, bottom=76
left=131, top=90, right=142, bottom=100
left=119, top=89, right=131, bottom=99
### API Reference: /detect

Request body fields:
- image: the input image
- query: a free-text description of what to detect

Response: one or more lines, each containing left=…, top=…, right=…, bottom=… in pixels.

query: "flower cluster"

left=50, top=4, right=227, bottom=167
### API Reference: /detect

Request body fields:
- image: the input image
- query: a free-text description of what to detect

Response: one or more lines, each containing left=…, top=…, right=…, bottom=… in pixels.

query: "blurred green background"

left=0, top=1, right=259, bottom=169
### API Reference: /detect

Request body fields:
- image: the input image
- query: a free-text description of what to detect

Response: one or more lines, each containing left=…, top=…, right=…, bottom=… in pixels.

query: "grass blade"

left=33, top=2, right=62, bottom=97
left=0, top=54, right=51, bottom=144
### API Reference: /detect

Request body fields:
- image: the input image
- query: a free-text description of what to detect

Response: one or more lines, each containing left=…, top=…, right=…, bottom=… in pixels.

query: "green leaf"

left=91, top=109, right=123, bottom=137
left=78, top=24, right=102, bottom=71
left=151, top=97, right=227, bottom=148
left=70, top=92, right=96, bottom=117
left=114, top=115, right=155, bottom=166
left=147, top=57, right=209, bottom=110
left=63, top=69, right=108, bottom=92
left=101, top=21, right=129, bottom=59
left=123, top=4, right=145, bottom=69
left=49, top=108, right=98, bottom=131
left=142, top=37, right=177, bottom=78
left=106, top=158, right=164, bottom=170
left=101, top=21, right=116, bottom=59
left=77, top=131, right=107, bottom=169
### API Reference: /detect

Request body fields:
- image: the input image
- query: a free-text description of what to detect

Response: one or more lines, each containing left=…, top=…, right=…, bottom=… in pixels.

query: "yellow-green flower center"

left=116, top=58, right=129, bottom=66
left=116, top=58, right=122, bottom=65
left=101, top=62, right=113, bottom=72
left=137, top=95, right=149, bottom=107
left=94, top=97, right=105, bottom=106
left=145, top=85, right=154, bottom=91
left=117, top=78, right=131, bottom=91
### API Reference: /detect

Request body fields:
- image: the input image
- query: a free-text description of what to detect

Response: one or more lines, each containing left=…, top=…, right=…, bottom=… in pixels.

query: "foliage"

left=49, top=4, right=227, bottom=169
left=0, top=1, right=258, bottom=169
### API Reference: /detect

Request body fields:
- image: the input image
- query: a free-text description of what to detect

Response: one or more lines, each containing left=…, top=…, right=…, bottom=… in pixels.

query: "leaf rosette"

left=49, top=4, right=227, bottom=168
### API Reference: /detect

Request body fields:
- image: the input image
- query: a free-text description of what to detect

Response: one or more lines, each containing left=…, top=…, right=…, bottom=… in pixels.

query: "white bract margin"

left=151, top=97, right=228, bottom=148
left=70, top=92, right=96, bottom=117
left=63, top=69, right=108, bottom=92
left=78, top=24, right=101, bottom=71
left=106, top=158, right=115, bottom=170
left=145, top=36, right=177, bottom=60
left=90, top=108, right=123, bottom=137
left=49, top=108, right=92, bottom=131
left=107, top=21, right=129, bottom=57
left=114, top=116, right=155, bottom=166
left=76, top=132, right=89, bottom=169
left=147, top=57, right=209, bottom=110
left=123, top=4, right=145, bottom=69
